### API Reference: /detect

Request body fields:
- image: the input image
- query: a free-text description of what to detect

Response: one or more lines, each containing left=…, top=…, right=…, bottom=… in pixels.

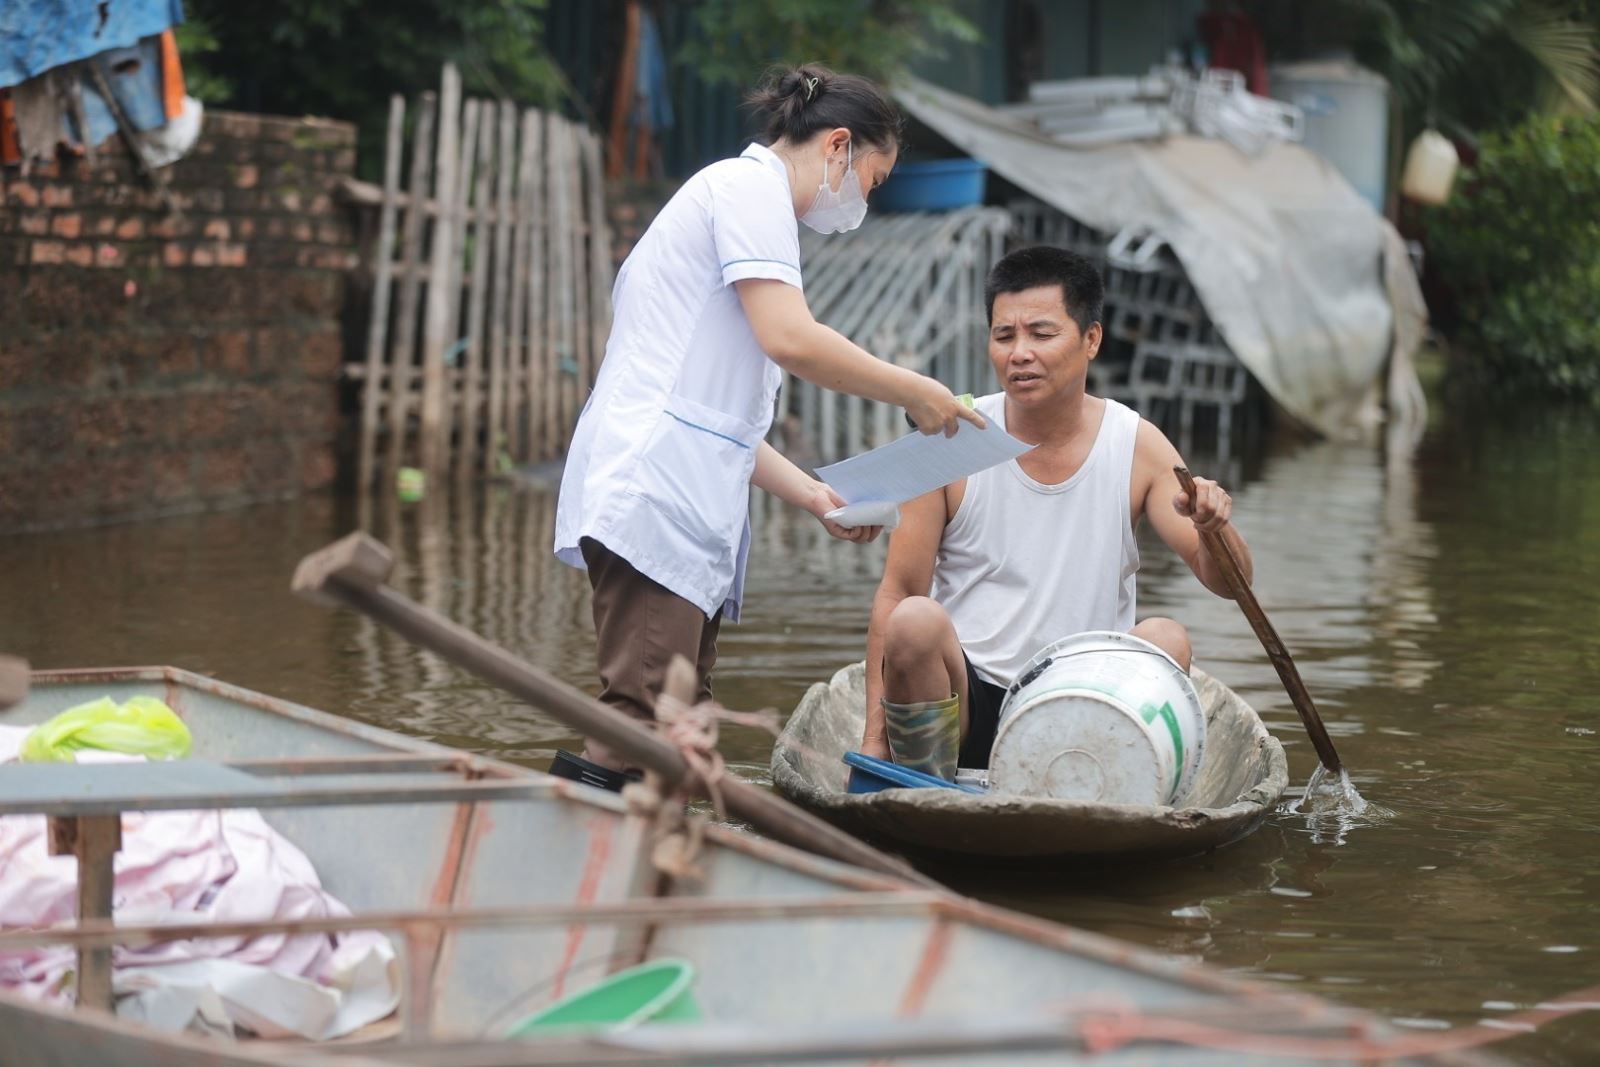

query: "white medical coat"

left=554, top=143, right=801, bottom=622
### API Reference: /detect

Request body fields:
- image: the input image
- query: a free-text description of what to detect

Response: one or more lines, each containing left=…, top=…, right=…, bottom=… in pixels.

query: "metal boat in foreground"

left=0, top=667, right=1489, bottom=1066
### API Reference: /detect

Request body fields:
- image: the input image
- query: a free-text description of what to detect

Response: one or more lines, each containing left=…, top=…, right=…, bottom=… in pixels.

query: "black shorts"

left=958, top=654, right=1008, bottom=768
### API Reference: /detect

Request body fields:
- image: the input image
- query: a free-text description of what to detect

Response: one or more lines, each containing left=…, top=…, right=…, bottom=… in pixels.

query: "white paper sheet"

left=823, top=501, right=902, bottom=530
left=815, top=420, right=1033, bottom=508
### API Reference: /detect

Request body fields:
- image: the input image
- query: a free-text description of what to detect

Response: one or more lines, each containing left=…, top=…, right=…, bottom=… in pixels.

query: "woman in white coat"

left=554, top=64, right=981, bottom=782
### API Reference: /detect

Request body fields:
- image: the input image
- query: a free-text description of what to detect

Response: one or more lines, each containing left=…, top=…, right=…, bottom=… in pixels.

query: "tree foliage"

left=677, top=0, right=980, bottom=89
left=177, top=0, right=567, bottom=171
left=1341, top=0, right=1599, bottom=132
left=1428, top=112, right=1600, bottom=401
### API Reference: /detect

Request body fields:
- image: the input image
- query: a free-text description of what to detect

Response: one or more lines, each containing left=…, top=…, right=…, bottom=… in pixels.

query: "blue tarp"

left=1, top=0, right=184, bottom=90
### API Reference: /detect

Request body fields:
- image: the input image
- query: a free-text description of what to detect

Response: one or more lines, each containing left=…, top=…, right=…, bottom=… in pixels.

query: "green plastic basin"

left=506, top=959, right=700, bottom=1037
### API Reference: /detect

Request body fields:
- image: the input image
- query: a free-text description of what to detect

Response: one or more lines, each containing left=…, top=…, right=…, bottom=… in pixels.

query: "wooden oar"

left=1174, top=466, right=1343, bottom=774
left=292, top=533, right=939, bottom=889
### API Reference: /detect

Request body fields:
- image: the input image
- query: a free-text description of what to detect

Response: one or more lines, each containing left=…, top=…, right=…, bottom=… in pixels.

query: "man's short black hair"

left=984, top=246, right=1104, bottom=333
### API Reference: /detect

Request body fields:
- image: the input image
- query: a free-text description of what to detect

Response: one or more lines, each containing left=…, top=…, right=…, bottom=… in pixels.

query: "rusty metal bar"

left=0, top=892, right=946, bottom=952
left=302, top=1006, right=1391, bottom=1066
left=46, top=814, right=121, bottom=1012
left=223, top=755, right=501, bottom=777
left=0, top=763, right=564, bottom=819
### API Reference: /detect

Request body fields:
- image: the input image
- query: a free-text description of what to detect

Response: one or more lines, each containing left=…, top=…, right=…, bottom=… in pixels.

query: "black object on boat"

left=549, top=749, right=641, bottom=792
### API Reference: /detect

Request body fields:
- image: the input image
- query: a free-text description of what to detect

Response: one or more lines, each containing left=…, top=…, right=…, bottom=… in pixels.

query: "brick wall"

left=0, top=111, right=357, bottom=534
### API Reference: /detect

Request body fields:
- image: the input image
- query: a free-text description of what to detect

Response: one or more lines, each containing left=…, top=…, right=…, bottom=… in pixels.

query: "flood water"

left=4, top=406, right=1599, bottom=1063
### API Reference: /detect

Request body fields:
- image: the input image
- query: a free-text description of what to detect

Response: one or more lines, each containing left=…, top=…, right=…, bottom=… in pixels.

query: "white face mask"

left=800, top=141, right=869, bottom=234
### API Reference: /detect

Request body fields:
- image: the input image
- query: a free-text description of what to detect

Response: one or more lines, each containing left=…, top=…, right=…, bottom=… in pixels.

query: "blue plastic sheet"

left=1, top=0, right=184, bottom=90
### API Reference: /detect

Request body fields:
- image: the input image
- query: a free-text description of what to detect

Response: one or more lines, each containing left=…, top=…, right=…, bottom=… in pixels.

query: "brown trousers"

left=580, top=538, right=720, bottom=744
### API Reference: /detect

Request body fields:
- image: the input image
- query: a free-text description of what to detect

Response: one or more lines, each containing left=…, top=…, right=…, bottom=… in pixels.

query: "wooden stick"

left=357, top=95, right=406, bottom=493
left=438, top=96, right=480, bottom=476
left=485, top=101, right=516, bottom=476
left=605, top=0, right=642, bottom=179
left=1174, top=466, right=1342, bottom=773
left=384, top=91, right=437, bottom=485
left=580, top=127, right=613, bottom=378
left=511, top=109, right=540, bottom=462
left=457, top=97, right=496, bottom=481
left=541, top=117, right=567, bottom=461
left=568, top=126, right=591, bottom=445
left=291, top=534, right=937, bottom=888
left=48, top=814, right=121, bottom=1011
left=419, top=63, right=462, bottom=477
left=525, top=109, right=549, bottom=461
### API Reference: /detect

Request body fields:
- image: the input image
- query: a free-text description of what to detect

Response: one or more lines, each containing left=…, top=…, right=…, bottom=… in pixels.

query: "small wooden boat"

left=772, top=662, right=1289, bottom=863
left=0, top=667, right=1480, bottom=1066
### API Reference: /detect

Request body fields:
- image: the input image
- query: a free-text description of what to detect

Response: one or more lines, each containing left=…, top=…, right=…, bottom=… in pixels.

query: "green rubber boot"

left=882, top=694, right=960, bottom=781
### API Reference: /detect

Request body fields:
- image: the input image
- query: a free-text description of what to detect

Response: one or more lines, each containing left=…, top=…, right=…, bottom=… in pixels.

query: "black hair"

left=746, top=64, right=904, bottom=151
left=984, top=246, right=1104, bottom=333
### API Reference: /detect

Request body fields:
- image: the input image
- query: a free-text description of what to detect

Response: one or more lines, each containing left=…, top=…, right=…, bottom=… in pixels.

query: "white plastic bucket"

left=987, top=631, right=1206, bottom=806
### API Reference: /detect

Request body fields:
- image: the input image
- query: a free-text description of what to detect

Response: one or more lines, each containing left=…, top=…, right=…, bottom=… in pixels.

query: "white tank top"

left=930, top=393, right=1141, bottom=687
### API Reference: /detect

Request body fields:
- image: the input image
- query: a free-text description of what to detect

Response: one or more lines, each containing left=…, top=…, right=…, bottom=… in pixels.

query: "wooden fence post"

left=419, top=64, right=462, bottom=476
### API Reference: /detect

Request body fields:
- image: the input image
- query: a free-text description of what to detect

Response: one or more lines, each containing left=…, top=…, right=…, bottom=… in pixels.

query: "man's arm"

left=860, top=486, right=947, bottom=759
left=1135, top=421, right=1253, bottom=597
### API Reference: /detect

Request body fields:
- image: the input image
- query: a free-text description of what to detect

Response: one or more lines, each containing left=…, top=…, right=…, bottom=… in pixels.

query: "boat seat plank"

left=0, top=761, right=557, bottom=817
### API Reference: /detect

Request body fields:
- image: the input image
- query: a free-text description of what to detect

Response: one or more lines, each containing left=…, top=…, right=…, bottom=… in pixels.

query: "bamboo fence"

left=350, top=65, right=614, bottom=489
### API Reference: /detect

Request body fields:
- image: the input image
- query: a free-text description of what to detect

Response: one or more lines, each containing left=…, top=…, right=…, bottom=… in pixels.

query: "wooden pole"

left=567, top=124, right=590, bottom=443
left=48, top=814, right=121, bottom=1011
left=439, top=97, right=480, bottom=473
left=511, top=108, right=540, bottom=462
left=523, top=109, right=548, bottom=462
left=543, top=118, right=571, bottom=460
left=419, top=64, right=462, bottom=477
left=291, top=534, right=937, bottom=889
left=580, top=127, right=613, bottom=382
left=1173, top=465, right=1343, bottom=774
left=485, top=101, right=516, bottom=477
left=605, top=0, right=642, bottom=179
left=457, top=97, right=496, bottom=481
left=384, top=92, right=437, bottom=485
left=357, top=95, right=405, bottom=493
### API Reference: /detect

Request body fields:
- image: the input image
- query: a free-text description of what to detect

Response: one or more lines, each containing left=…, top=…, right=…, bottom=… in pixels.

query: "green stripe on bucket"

left=1139, top=701, right=1185, bottom=794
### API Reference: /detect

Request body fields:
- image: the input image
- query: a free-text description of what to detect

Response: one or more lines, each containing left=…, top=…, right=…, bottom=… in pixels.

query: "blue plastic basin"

left=843, top=751, right=986, bottom=794
left=872, top=158, right=987, bottom=213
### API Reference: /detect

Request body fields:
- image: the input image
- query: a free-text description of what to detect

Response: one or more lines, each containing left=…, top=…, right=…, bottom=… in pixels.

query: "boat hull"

left=772, top=662, right=1288, bottom=862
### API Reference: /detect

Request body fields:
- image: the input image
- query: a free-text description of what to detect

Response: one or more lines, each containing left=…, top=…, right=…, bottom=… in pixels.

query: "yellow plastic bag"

left=20, top=695, right=192, bottom=763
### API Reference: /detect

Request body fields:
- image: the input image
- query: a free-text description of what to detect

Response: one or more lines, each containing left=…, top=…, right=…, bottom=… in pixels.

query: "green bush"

left=1428, top=112, right=1600, bottom=402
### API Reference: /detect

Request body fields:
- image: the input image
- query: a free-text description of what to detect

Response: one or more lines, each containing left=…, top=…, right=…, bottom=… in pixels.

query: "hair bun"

left=745, top=63, right=900, bottom=149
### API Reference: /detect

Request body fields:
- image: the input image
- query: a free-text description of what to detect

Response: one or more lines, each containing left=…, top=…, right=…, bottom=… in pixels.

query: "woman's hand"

left=905, top=376, right=986, bottom=437
left=810, top=483, right=882, bottom=543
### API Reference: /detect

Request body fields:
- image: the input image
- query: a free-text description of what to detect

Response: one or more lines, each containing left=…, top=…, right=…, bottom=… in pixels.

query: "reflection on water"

left=4, top=410, right=1600, bottom=1062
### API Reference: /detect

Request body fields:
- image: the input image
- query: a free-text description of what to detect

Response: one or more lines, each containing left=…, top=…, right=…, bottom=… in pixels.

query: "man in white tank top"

left=861, top=246, right=1255, bottom=777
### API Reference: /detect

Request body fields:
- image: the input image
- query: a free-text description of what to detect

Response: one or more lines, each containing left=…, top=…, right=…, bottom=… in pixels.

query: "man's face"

left=987, top=285, right=1101, bottom=408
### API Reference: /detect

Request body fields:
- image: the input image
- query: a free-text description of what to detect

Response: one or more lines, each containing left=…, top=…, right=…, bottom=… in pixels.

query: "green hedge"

left=1428, top=113, right=1600, bottom=402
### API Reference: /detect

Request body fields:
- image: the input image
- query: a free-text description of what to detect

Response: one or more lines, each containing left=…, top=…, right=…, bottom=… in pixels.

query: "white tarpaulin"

left=895, top=77, right=1428, bottom=438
